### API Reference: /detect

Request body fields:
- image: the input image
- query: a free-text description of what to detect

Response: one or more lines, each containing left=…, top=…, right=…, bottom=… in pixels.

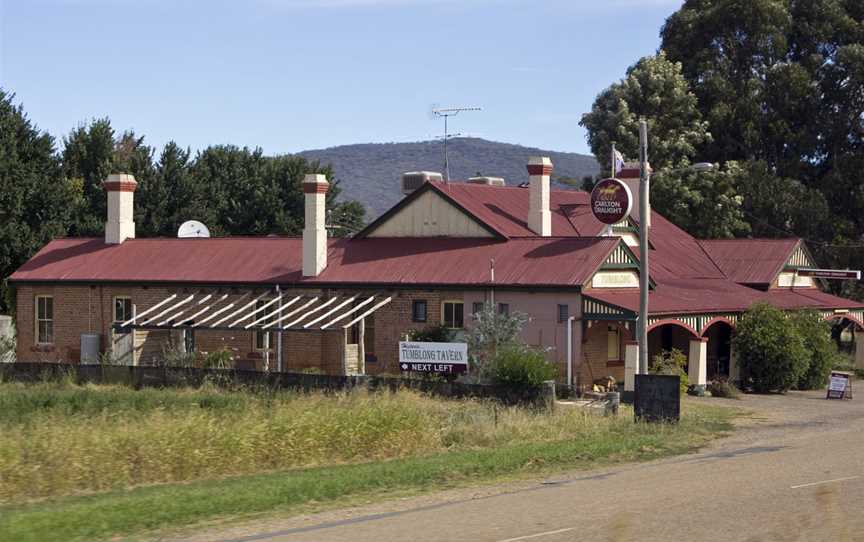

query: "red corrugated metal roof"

left=699, top=238, right=800, bottom=285
left=10, top=236, right=619, bottom=288
left=588, top=280, right=864, bottom=315
left=587, top=279, right=771, bottom=315
left=428, top=182, right=587, bottom=238
left=428, top=182, right=725, bottom=280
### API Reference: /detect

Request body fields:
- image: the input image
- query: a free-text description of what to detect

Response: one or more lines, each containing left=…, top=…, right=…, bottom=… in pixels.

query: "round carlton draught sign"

left=590, top=178, right=633, bottom=225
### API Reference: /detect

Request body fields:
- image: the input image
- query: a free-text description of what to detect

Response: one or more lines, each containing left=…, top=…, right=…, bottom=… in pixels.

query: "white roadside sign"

left=398, top=341, right=468, bottom=374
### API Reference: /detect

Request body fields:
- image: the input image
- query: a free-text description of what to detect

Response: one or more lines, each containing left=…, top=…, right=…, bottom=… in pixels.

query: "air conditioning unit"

left=467, top=176, right=506, bottom=186
left=401, top=171, right=443, bottom=195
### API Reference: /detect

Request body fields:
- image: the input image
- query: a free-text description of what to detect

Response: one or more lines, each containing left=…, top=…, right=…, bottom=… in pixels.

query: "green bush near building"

left=790, top=310, right=842, bottom=390
left=650, top=348, right=689, bottom=395
left=733, top=303, right=818, bottom=393
left=490, top=345, right=558, bottom=389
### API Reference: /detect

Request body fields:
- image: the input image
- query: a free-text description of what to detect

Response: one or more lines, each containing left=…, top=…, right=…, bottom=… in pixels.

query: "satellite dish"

left=177, top=220, right=211, bottom=238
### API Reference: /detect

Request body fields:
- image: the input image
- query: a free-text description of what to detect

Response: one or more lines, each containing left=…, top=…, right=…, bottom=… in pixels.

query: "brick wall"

left=578, top=320, right=632, bottom=389
left=13, top=283, right=594, bottom=383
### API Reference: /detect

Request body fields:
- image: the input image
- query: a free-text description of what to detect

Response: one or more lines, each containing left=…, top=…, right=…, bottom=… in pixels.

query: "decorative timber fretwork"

left=646, top=313, right=740, bottom=336
left=784, top=243, right=815, bottom=270
left=601, top=242, right=639, bottom=269
left=822, top=310, right=864, bottom=328
left=583, top=296, right=637, bottom=322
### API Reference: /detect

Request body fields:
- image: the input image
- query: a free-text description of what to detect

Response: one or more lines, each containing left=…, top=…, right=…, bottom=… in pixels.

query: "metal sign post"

left=638, top=120, right=650, bottom=376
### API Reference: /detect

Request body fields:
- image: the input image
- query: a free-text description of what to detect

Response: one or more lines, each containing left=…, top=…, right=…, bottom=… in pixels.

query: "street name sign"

left=797, top=268, right=861, bottom=280
left=590, top=178, right=633, bottom=225
left=399, top=341, right=468, bottom=374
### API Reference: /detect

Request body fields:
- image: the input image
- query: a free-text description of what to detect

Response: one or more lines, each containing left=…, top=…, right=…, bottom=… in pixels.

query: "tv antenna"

left=430, top=105, right=481, bottom=181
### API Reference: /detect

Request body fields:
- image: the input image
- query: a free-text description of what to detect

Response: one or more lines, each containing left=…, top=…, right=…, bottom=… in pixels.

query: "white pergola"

left=118, top=290, right=391, bottom=333
left=114, top=288, right=393, bottom=373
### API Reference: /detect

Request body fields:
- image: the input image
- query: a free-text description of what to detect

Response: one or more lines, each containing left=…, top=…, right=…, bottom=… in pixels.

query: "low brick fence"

left=0, top=362, right=555, bottom=406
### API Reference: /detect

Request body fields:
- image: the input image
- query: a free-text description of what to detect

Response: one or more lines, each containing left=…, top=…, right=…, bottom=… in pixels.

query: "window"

left=607, top=325, right=621, bottom=361
left=113, top=297, right=132, bottom=324
left=184, top=328, right=195, bottom=354
left=254, top=299, right=271, bottom=351
left=558, top=304, right=569, bottom=324
left=364, top=313, right=376, bottom=362
left=35, top=296, right=53, bottom=344
left=498, top=303, right=510, bottom=316
left=442, top=301, right=464, bottom=329
left=472, top=302, right=484, bottom=316
left=412, top=300, right=428, bottom=322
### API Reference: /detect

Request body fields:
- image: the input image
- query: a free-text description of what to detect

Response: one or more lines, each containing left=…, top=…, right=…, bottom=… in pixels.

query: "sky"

left=0, top=0, right=683, bottom=157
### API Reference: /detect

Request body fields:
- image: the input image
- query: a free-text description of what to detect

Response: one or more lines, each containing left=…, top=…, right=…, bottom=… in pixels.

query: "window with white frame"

left=607, top=325, right=621, bottom=361
left=441, top=301, right=464, bottom=329
left=35, top=295, right=54, bottom=344
left=113, top=297, right=132, bottom=324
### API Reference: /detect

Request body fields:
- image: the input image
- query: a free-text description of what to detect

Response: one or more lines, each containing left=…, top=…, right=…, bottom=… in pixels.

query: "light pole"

left=636, top=119, right=716, bottom=376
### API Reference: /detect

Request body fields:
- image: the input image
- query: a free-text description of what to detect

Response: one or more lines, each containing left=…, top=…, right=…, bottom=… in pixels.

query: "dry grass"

left=0, top=380, right=667, bottom=503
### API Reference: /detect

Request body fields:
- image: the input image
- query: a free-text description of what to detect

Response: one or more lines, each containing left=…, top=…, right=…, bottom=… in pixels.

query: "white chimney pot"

left=303, top=173, right=329, bottom=277
left=104, top=173, right=137, bottom=244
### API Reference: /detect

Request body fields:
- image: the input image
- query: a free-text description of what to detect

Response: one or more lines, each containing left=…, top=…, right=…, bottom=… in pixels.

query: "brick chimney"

left=527, top=156, right=552, bottom=237
left=104, top=173, right=137, bottom=244
left=617, top=162, right=651, bottom=227
left=303, top=173, right=329, bottom=277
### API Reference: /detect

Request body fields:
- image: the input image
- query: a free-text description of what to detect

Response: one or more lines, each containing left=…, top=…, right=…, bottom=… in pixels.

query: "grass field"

left=0, top=379, right=737, bottom=541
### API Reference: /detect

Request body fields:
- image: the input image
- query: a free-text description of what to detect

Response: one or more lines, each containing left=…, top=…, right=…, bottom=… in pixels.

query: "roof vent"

left=401, top=171, right=443, bottom=195
left=177, top=220, right=211, bottom=238
left=467, top=176, right=506, bottom=186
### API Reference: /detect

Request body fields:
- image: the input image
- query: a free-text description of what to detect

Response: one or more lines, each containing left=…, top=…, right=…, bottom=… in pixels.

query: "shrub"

left=790, top=311, right=842, bottom=390
left=491, top=345, right=557, bottom=389
left=467, top=303, right=528, bottom=379
left=202, top=348, right=234, bottom=370
left=707, top=378, right=740, bottom=399
left=650, top=348, right=688, bottom=395
left=0, top=335, right=14, bottom=363
left=406, top=325, right=452, bottom=343
left=734, top=303, right=808, bottom=392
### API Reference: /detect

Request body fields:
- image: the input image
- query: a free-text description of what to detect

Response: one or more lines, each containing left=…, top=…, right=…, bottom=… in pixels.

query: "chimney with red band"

left=104, top=173, right=137, bottom=244
left=527, top=156, right=552, bottom=237
left=303, top=173, right=329, bottom=277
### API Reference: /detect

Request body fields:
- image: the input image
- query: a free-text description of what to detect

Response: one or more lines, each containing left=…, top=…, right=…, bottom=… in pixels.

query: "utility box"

left=634, top=374, right=680, bottom=423
left=80, top=334, right=102, bottom=365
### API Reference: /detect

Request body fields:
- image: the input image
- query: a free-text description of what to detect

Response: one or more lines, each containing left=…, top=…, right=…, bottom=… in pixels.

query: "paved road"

left=179, top=390, right=864, bottom=542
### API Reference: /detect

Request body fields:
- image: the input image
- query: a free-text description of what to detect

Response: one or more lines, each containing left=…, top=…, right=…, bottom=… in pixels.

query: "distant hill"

left=298, top=138, right=600, bottom=217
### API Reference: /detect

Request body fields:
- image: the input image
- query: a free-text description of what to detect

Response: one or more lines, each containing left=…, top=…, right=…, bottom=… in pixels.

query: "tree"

left=0, top=90, right=73, bottom=313
left=651, top=163, right=750, bottom=238
left=579, top=52, right=711, bottom=173
left=62, top=119, right=156, bottom=236
left=733, top=303, right=809, bottom=393
left=660, top=0, right=794, bottom=165
left=790, top=310, right=841, bottom=390
left=466, top=303, right=528, bottom=379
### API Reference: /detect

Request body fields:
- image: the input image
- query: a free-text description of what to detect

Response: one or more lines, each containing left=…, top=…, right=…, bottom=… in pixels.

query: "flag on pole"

left=611, top=144, right=625, bottom=176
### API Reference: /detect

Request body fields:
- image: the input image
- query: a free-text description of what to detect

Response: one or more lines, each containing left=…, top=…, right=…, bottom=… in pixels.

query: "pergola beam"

left=304, top=296, right=357, bottom=329
left=342, top=297, right=392, bottom=329
left=138, top=295, right=194, bottom=326
left=320, top=296, right=376, bottom=329
left=207, top=292, right=268, bottom=328
left=244, top=296, right=302, bottom=329
left=228, top=294, right=283, bottom=328
left=263, top=297, right=319, bottom=329
left=192, top=292, right=243, bottom=327
left=284, top=296, right=341, bottom=329
left=121, top=294, right=177, bottom=326
left=174, top=294, right=229, bottom=327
